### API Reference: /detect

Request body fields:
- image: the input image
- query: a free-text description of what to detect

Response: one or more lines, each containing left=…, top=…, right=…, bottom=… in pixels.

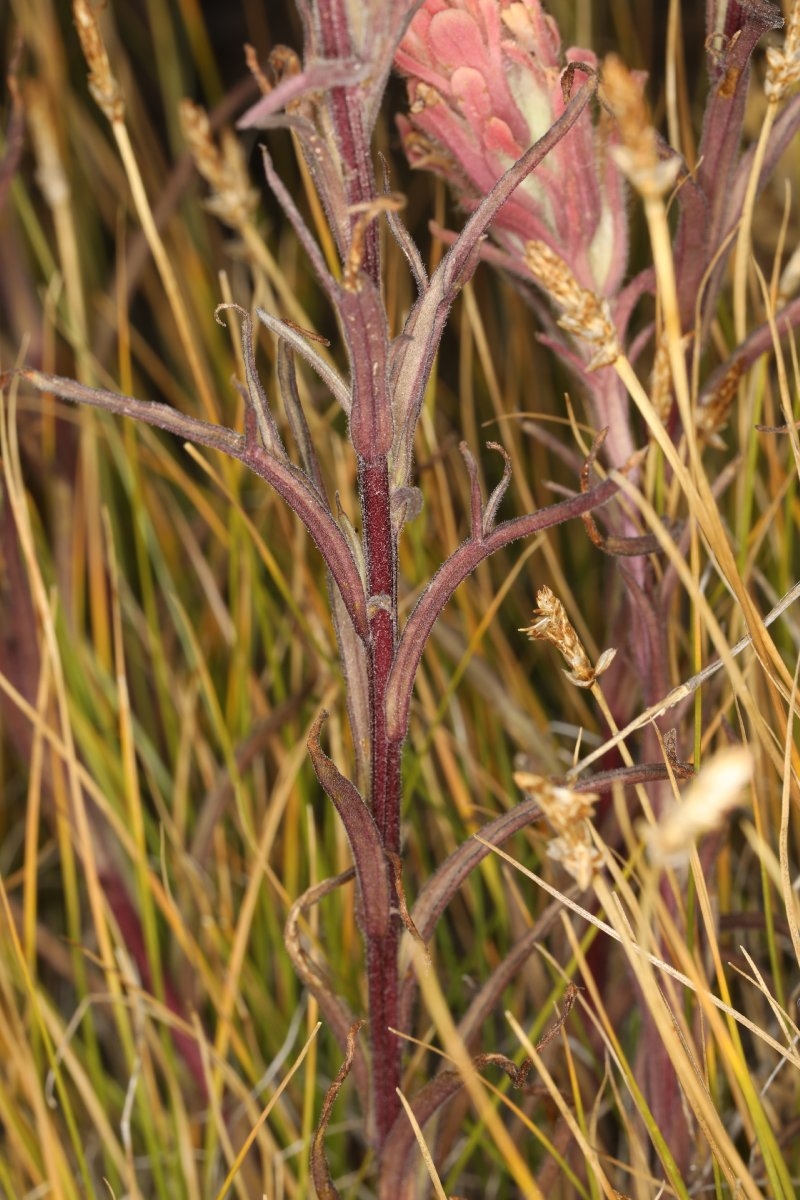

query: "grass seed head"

left=522, top=585, right=616, bottom=687
left=645, top=746, right=753, bottom=868
left=765, top=1, right=800, bottom=102
left=514, top=772, right=602, bottom=889
left=73, top=0, right=124, bottom=122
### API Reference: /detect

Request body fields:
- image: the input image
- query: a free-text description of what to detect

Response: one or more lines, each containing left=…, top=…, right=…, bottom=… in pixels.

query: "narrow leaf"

left=215, top=303, right=287, bottom=459
left=310, top=1020, right=365, bottom=1200
left=459, top=442, right=484, bottom=540
left=276, top=342, right=327, bottom=498
left=284, top=869, right=368, bottom=1095
left=237, top=59, right=370, bottom=129
left=259, top=144, right=340, bottom=306
left=260, top=308, right=351, bottom=414
left=307, top=711, right=391, bottom=937
left=385, top=476, right=619, bottom=742
left=482, top=442, right=512, bottom=535
left=12, top=368, right=370, bottom=641
left=380, top=153, right=428, bottom=293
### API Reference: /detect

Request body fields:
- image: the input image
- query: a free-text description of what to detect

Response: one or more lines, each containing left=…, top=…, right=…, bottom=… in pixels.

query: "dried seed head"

left=514, top=771, right=602, bottom=889
left=521, top=585, right=616, bottom=687
left=645, top=746, right=753, bottom=867
left=180, top=100, right=259, bottom=230
left=602, top=54, right=679, bottom=200
left=649, top=338, right=673, bottom=423
left=180, top=100, right=217, bottom=181
left=73, top=0, right=124, bottom=123
left=546, top=831, right=603, bottom=891
left=514, top=772, right=598, bottom=828
left=649, top=330, right=693, bottom=426
left=695, top=358, right=744, bottom=449
left=524, top=241, right=620, bottom=369
left=765, top=2, right=800, bottom=102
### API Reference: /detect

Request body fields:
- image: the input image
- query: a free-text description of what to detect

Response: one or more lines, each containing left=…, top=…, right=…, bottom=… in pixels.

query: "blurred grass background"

left=1, top=1, right=799, bottom=1197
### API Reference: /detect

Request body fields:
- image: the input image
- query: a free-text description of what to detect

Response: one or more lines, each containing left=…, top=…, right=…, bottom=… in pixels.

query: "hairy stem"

left=360, top=453, right=402, bottom=1143
left=318, top=0, right=380, bottom=282
left=366, top=924, right=401, bottom=1146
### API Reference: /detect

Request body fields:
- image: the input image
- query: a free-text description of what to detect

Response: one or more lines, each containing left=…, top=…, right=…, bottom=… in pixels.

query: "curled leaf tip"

left=213, top=300, right=246, bottom=327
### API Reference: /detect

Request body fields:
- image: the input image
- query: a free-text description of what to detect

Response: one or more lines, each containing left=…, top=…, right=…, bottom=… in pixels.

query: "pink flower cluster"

left=396, top=0, right=632, bottom=300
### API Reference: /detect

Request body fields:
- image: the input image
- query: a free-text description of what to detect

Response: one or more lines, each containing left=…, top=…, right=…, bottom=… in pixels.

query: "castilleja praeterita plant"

left=12, top=0, right=623, bottom=1171
left=8, top=0, right=800, bottom=1194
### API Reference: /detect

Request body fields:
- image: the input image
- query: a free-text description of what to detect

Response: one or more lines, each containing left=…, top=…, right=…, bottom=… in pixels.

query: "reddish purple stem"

left=359, top=453, right=403, bottom=1139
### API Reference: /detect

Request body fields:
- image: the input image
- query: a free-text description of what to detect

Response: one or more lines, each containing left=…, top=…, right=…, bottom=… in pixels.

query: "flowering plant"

left=4, top=0, right=618, bottom=1187
left=397, top=0, right=630, bottom=297
left=396, top=0, right=648, bottom=466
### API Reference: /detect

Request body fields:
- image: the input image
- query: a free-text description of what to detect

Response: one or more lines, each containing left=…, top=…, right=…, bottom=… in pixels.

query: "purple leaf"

left=385, top=474, right=619, bottom=743
left=338, top=281, right=393, bottom=460
left=237, top=58, right=370, bottom=130
left=215, top=304, right=287, bottom=459
left=258, top=308, right=351, bottom=415
left=13, top=368, right=370, bottom=641
left=285, top=869, right=368, bottom=1096
left=307, top=711, right=391, bottom=938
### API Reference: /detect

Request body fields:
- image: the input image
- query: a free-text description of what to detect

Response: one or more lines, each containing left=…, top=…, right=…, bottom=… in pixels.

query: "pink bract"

left=396, top=0, right=633, bottom=299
